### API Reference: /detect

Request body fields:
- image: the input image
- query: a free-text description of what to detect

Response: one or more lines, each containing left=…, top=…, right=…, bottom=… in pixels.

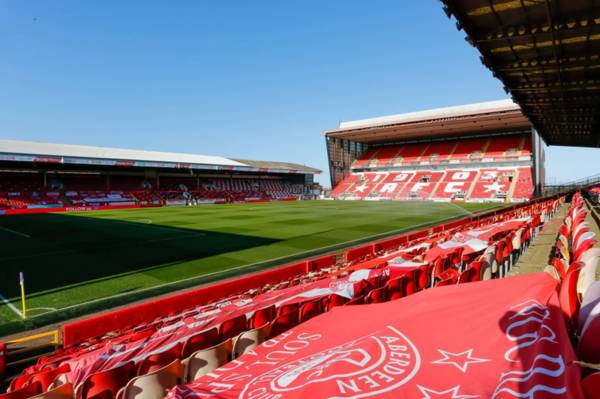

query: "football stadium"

left=1, top=1, right=600, bottom=398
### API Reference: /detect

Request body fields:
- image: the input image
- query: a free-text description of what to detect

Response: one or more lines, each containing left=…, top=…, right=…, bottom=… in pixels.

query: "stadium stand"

left=0, top=140, right=321, bottom=214
left=3, top=194, right=574, bottom=398
left=331, top=134, right=535, bottom=202
left=0, top=173, right=308, bottom=211
left=326, top=101, right=541, bottom=203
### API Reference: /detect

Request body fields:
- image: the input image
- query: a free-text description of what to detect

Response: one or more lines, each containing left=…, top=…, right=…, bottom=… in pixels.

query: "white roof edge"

left=338, top=99, right=520, bottom=131
left=0, top=139, right=247, bottom=167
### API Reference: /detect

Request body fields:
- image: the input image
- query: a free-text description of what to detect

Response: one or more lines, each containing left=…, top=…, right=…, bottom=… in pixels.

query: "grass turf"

left=0, top=200, right=498, bottom=329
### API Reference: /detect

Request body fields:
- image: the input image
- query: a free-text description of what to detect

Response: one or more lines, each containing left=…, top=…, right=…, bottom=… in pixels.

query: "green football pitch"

left=0, top=200, right=498, bottom=330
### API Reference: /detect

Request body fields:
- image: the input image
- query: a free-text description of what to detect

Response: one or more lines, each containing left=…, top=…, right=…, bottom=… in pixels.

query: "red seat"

left=29, top=363, right=70, bottom=392
left=276, top=303, right=299, bottom=317
left=416, top=264, right=432, bottom=290
left=268, top=311, right=299, bottom=339
left=181, top=327, right=219, bottom=358
left=386, top=276, right=409, bottom=300
left=326, top=294, right=348, bottom=310
left=403, top=271, right=418, bottom=295
left=365, top=286, right=388, bottom=304
left=219, top=314, right=248, bottom=341
left=8, top=375, right=32, bottom=393
left=577, top=316, right=600, bottom=365
left=462, top=261, right=483, bottom=283
left=581, top=371, right=600, bottom=399
left=559, top=263, right=582, bottom=329
left=431, top=256, right=447, bottom=279
left=251, top=305, right=276, bottom=329
left=299, top=299, right=324, bottom=323
left=0, top=382, right=42, bottom=399
left=81, top=361, right=136, bottom=399
left=435, top=269, right=459, bottom=287
left=575, top=239, right=597, bottom=261
left=136, top=343, right=181, bottom=375
left=345, top=296, right=364, bottom=306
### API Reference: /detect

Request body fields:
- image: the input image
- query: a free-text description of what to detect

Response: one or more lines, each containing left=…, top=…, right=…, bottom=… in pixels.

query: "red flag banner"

left=167, top=273, right=583, bottom=399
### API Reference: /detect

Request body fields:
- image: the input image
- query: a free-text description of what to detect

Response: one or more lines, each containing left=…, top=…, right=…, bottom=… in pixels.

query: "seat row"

left=2, top=196, right=564, bottom=399
left=546, top=193, right=600, bottom=399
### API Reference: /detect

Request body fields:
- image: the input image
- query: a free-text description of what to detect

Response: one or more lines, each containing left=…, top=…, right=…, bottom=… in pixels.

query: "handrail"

left=5, top=330, right=60, bottom=363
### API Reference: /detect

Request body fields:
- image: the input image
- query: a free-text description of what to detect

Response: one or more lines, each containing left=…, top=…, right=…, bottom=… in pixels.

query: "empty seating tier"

left=334, top=134, right=534, bottom=203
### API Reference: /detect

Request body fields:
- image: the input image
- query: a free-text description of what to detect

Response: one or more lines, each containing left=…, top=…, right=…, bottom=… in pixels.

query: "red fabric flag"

left=168, top=273, right=583, bottom=399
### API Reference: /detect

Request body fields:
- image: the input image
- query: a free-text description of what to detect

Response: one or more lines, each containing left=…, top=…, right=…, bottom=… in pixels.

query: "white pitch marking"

left=0, top=226, right=30, bottom=238
left=0, top=293, right=23, bottom=319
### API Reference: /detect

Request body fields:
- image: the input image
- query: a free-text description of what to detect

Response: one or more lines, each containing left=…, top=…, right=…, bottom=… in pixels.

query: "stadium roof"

left=441, top=0, right=600, bottom=148
left=0, top=140, right=320, bottom=175
left=324, top=99, right=530, bottom=143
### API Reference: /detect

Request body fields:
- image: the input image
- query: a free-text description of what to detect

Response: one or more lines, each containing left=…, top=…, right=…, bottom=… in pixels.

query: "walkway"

left=509, top=204, right=567, bottom=275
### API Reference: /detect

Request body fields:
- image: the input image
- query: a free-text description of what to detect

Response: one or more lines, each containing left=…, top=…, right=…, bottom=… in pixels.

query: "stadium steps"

left=506, top=169, right=520, bottom=202
left=367, top=173, right=389, bottom=198
left=464, top=169, right=482, bottom=201
left=428, top=170, right=448, bottom=200
left=509, top=204, right=567, bottom=276
left=394, top=174, right=415, bottom=200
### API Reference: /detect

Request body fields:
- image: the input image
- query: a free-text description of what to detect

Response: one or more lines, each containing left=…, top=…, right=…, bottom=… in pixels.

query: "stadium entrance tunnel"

left=0, top=212, right=281, bottom=301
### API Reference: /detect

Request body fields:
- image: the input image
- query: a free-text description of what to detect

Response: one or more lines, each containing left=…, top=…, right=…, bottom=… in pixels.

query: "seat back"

left=559, top=263, right=582, bottom=329
left=8, top=374, right=32, bottom=393
left=31, top=383, right=73, bottom=399
left=184, top=340, right=231, bottom=383
left=268, top=311, right=299, bottom=339
left=365, top=286, right=387, bottom=304
left=0, top=381, right=42, bottom=399
left=251, top=305, right=275, bottom=329
left=233, top=326, right=268, bottom=358
left=581, top=372, right=600, bottom=399
left=326, top=294, right=348, bottom=310
left=577, top=315, right=600, bottom=365
left=123, top=360, right=181, bottom=399
left=276, top=303, right=298, bottom=317
left=299, top=298, right=324, bottom=323
left=137, top=343, right=181, bottom=375
left=82, top=361, right=135, bottom=399
left=48, top=373, right=69, bottom=391
left=416, top=264, right=431, bottom=290
left=385, top=276, right=407, bottom=301
left=181, top=327, right=218, bottom=358
left=578, top=280, right=600, bottom=335
left=345, top=296, right=364, bottom=306
left=219, top=314, right=248, bottom=341
left=31, top=364, right=71, bottom=392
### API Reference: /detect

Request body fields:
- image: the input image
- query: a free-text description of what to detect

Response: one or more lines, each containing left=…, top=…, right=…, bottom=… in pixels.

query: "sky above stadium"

left=1, top=1, right=596, bottom=187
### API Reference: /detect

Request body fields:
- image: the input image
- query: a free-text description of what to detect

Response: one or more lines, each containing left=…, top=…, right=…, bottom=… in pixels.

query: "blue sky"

left=1, top=1, right=596, bottom=187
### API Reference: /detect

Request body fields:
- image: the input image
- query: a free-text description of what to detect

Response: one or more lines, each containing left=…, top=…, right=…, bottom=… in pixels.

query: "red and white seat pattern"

left=332, top=167, right=535, bottom=202
left=345, top=172, right=388, bottom=199
left=431, top=169, right=477, bottom=200
left=469, top=169, right=513, bottom=200
left=337, top=134, right=535, bottom=203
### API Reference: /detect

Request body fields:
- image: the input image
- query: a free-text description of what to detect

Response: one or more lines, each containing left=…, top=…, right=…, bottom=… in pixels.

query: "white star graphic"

left=418, top=385, right=479, bottom=399
left=483, top=181, right=505, bottom=193
left=354, top=184, right=368, bottom=193
left=431, top=349, right=490, bottom=373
